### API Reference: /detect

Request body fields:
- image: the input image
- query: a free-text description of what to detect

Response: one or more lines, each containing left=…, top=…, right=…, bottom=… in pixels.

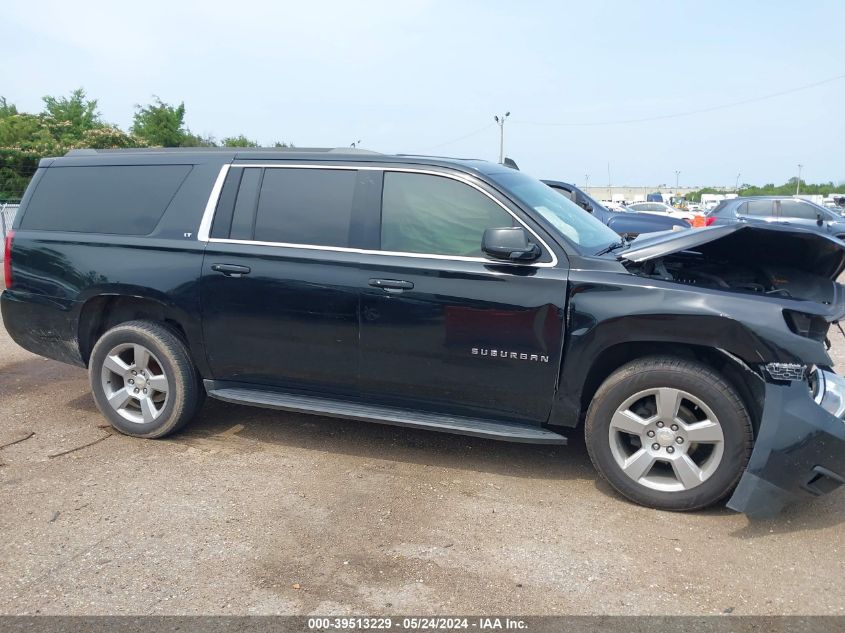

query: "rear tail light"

left=704, top=216, right=716, bottom=226
left=3, top=230, right=13, bottom=289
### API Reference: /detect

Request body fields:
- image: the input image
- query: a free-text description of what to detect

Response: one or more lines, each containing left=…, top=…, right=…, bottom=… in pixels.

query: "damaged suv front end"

left=621, top=224, right=845, bottom=517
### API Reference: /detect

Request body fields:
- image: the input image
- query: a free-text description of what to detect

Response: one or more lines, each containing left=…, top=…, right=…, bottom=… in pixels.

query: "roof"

left=58, top=147, right=508, bottom=176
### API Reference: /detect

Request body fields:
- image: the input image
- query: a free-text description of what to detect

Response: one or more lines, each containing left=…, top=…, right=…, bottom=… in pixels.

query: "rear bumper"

left=1, top=289, right=84, bottom=366
left=727, top=375, right=845, bottom=518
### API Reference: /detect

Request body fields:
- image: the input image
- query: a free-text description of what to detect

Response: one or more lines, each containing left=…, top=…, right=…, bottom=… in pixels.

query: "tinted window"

left=740, top=200, right=773, bottom=217
left=230, top=168, right=261, bottom=240
left=381, top=172, right=514, bottom=257
left=778, top=200, right=819, bottom=220
left=21, top=165, right=191, bottom=234
left=708, top=201, right=729, bottom=216
left=253, top=168, right=357, bottom=246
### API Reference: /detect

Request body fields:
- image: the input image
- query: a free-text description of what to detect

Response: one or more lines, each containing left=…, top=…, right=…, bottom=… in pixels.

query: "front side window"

left=777, top=200, right=820, bottom=220
left=253, top=168, right=357, bottom=247
left=380, top=172, right=514, bottom=257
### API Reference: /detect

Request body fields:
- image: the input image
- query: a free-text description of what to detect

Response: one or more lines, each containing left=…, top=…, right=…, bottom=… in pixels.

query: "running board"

left=205, top=383, right=567, bottom=444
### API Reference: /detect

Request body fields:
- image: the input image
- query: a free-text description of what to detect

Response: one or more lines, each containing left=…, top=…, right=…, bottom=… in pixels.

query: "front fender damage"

left=727, top=379, right=845, bottom=518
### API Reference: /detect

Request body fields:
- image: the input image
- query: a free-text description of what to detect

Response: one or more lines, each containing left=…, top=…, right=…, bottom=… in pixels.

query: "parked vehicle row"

left=2, top=148, right=844, bottom=518
left=627, top=201, right=697, bottom=223
left=542, top=181, right=689, bottom=237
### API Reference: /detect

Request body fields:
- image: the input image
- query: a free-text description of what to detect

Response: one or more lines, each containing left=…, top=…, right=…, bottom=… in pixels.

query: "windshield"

left=491, top=171, right=621, bottom=252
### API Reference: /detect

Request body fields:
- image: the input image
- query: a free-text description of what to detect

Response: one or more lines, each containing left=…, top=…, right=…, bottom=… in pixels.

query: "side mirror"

left=482, top=227, right=540, bottom=262
left=579, top=200, right=594, bottom=213
left=817, top=212, right=825, bottom=226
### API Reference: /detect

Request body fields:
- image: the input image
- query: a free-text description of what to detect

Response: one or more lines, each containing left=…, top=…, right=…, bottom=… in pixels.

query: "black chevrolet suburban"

left=3, top=148, right=844, bottom=517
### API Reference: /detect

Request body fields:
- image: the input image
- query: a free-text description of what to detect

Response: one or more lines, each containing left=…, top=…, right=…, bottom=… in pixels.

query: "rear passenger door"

left=357, top=170, right=567, bottom=424
left=200, top=164, right=375, bottom=396
left=735, top=199, right=775, bottom=225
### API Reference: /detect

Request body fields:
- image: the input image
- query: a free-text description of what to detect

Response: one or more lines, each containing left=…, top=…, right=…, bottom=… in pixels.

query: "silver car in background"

left=705, top=196, right=845, bottom=240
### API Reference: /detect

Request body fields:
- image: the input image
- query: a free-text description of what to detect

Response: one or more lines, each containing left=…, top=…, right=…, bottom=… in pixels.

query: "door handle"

left=211, top=263, right=251, bottom=277
left=369, top=278, right=414, bottom=292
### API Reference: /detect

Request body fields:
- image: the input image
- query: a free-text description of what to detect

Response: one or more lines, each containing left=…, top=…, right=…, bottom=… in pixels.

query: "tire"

left=585, top=356, right=752, bottom=511
left=89, top=320, right=203, bottom=438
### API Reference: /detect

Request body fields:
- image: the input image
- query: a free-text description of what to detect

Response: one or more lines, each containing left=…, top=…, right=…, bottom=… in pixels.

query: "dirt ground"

left=0, top=308, right=842, bottom=616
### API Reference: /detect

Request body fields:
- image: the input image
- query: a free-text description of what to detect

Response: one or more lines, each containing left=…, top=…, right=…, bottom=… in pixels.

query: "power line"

left=419, top=122, right=495, bottom=152
left=514, top=72, right=845, bottom=127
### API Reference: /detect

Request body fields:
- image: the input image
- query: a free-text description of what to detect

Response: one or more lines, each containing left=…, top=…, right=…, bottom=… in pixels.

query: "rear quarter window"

left=20, top=165, right=192, bottom=234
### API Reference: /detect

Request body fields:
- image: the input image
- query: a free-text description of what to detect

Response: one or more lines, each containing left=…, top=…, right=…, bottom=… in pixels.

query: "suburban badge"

left=471, top=347, right=549, bottom=363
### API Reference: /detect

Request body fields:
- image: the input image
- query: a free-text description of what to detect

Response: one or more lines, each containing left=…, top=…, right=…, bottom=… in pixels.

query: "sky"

left=2, top=0, right=844, bottom=188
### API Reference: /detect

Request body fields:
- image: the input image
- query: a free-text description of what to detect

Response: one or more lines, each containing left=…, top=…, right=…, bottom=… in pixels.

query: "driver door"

left=357, top=170, right=568, bottom=423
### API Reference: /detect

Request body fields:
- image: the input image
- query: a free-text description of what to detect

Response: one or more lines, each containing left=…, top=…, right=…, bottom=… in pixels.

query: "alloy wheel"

left=100, top=343, right=169, bottom=424
left=608, top=387, right=725, bottom=492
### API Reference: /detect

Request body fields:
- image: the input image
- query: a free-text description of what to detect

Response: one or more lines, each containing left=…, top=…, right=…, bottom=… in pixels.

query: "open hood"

left=621, top=224, right=845, bottom=281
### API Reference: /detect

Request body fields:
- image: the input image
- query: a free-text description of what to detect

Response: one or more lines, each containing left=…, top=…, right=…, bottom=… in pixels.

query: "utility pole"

left=674, top=170, right=681, bottom=189
left=607, top=162, right=611, bottom=200
left=796, top=164, right=803, bottom=195
left=494, top=112, right=510, bottom=164
left=585, top=174, right=590, bottom=190
left=735, top=172, right=741, bottom=192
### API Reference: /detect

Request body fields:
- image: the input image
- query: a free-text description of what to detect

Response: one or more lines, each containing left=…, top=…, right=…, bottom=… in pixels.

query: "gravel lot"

left=0, top=306, right=842, bottom=616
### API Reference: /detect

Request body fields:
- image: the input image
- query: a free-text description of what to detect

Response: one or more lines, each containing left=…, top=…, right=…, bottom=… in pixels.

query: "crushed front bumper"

left=727, top=369, right=845, bottom=518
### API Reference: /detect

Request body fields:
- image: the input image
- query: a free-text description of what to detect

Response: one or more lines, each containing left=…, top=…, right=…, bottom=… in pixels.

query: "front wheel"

left=89, top=320, right=203, bottom=438
left=585, top=357, right=752, bottom=511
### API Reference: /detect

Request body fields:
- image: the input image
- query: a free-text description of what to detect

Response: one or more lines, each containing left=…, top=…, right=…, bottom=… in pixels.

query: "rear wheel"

left=89, top=320, right=203, bottom=438
left=585, top=356, right=752, bottom=511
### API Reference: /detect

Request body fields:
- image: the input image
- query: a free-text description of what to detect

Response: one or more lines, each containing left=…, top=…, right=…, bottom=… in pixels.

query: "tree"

left=0, top=90, right=295, bottom=200
left=686, top=179, right=845, bottom=201
left=221, top=135, right=259, bottom=147
left=78, top=126, right=147, bottom=150
left=182, top=130, right=217, bottom=147
left=0, top=97, right=18, bottom=118
left=41, top=88, right=101, bottom=139
left=0, top=92, right=145, bottom=200
left=131, top=97, right=188, bottom=147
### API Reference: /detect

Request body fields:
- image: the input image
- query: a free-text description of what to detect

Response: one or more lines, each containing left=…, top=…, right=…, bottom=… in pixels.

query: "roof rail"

left=65, top=147, right=383, bottom=156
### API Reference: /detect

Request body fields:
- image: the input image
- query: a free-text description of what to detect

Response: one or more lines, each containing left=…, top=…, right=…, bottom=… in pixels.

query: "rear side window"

left=20, top=165, right=191, bottom=234
left=381, top=172, right=514, bottom=257
left=708, top=201, right=729, bottom=215
left=230, top=168, right=262, bottom=240
left=253, top=168, right=357, bottom=247
left=739, top=200, right=773, bottom=217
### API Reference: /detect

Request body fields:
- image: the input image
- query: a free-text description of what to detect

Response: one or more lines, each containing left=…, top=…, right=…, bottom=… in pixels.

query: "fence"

left=1, top=203, right=18, bottom=241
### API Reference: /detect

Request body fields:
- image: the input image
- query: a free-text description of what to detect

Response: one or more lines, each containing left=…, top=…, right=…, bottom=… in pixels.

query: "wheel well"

left=579, top=342, right=765, bottom=431
left=78, top=296, right=189, bottom=366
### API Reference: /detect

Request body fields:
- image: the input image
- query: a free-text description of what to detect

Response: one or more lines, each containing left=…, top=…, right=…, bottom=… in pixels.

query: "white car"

left=627, top=201, right=696, bottom=222
left=603, top=201, right=628, bottom=212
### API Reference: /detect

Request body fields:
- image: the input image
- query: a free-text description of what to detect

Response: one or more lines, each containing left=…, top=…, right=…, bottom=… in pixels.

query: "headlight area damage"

left=622, top=224, right=845, bottom=517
